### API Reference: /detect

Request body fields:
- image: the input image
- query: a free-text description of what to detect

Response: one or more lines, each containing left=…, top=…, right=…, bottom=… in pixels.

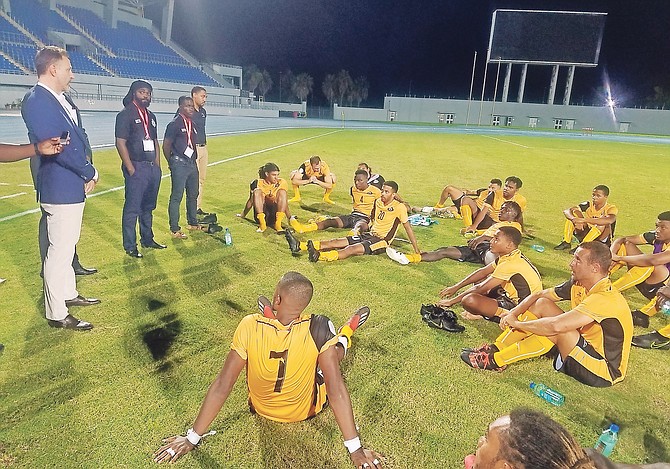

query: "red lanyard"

left=180, top=114, right=193, bottom=148
left=133, top=101, right=151, bottom=139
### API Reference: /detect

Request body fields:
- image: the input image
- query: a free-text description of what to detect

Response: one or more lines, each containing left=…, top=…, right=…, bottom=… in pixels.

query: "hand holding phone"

left=59, top=131, right=70, bottom=144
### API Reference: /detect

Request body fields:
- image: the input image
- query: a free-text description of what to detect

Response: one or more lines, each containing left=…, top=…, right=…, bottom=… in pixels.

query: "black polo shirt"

left=115, top=104, right=158, bottom=162
left=191, top=105, right=207, bottom=145
left=164, top=114, right=198, bottom=161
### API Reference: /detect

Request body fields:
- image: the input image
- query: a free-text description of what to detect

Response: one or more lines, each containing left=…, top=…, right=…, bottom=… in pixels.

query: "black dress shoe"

left=126, top=249, right=143, bottom=258
left=196, top=208, right=210, bottom=216
left=47, top=314, right=93, bottom=331
left=141, top=241, right=167, bottom=249
left=65, top=295, right=101, bottom=307
left=74, top=265, right=98, bottom=275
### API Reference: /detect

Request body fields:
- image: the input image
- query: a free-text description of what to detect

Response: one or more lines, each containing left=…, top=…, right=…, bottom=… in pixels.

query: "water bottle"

left=594, top=424, right=619, bottom=457
left=224, top=228, right=232, bottom=246
left=530, top=244, right=545, bottom=253
left=659, top=297, right=670, bottom=316
left=529, top=382, right=564, bottom=406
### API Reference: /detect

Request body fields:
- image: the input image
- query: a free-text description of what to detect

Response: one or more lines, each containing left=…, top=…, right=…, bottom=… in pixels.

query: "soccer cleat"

left=386, top=247, right=410, bottom=265
left=285, top=229, right=300, bottom=256
left=632, top=331, right=670, bottom=350
left=460, top=350, right=505, bottom=371
left=339, top=306, right=370, bottom=334
left=423, top=306, right=465, bottom=332
left=632, top=309, right=650, bottom=328
left=257, top=295, right=275, bottom=318
left=461, top=343, right=499, bottom=354
left=554, top=241, right=571, bottom=251
left=307, top=240, right=320, bottom=262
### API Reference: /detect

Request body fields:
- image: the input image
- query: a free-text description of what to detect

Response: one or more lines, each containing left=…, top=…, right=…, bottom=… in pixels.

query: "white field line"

left=481, top=135, right=531, bottom=149
left=0, top=192, right=26, bottom=200
left=0, top=130, right=340, bottom=224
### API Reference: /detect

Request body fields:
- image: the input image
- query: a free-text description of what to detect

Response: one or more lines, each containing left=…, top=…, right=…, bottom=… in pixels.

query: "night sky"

left=147, top=0, right=669, bottom=108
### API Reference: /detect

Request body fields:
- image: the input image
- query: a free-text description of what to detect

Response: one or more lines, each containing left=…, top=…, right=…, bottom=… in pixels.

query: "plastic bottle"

left=530, top=244, right=545, bottom=253
left=659, top=297, right=670, bottom=316
left=594, top=424, right=619, bottom=457
left=529, top=381, right=564, bottom=406
left=224, top=228, right=232, bottom=246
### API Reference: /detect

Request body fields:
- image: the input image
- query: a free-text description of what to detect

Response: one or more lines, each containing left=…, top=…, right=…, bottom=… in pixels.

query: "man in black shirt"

left=164, top=96, right=200, bottom=239
left=190, top=86, right=210, bottom=216
left=115, top=80, right=165, bottom=258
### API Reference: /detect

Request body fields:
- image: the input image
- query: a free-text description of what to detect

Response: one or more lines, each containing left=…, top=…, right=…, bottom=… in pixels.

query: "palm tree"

left=322, top=74, right=336, bottom=107
left=353, top=76, right=369, bottom=106
left=334, top=69, right=353, bottom=106
left=292, top=73, right=314, bottom=103
left=257, top=70, right=273, bottom=100
left=280, top=68, right=295, bottom=102
left=243, top=64, right=263, bottom=96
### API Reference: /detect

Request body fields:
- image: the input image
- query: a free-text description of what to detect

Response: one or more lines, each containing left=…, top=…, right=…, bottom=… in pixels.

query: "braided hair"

left=498, top=409, right=597, bottom=469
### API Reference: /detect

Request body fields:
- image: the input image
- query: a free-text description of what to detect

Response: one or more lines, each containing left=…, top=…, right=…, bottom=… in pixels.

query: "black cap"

left=123, top=80, right=153, bottom=107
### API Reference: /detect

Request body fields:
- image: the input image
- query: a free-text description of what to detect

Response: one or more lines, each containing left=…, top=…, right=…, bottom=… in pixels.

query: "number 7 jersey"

left=231, top=313, right=340, bottom=422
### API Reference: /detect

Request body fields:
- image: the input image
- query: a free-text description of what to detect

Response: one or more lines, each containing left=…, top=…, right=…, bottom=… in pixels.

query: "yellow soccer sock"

left=323, top=184, right=335, bottom=203
left=612, top=266, right=655, bottom=292
left=640, top=298, right=658, bottom=317
left=257, top=213, right=267, bottom=231
left=406, top=253, right=422, bottom=263
left=609, top=246, right=627, bottom=274
left=563, top=219, right=575, bottom=243
left=289, top=217, right=304, bottom=233
left=274, top=212, right=286, bottom=231
left=493, top=335, right=555, bottom=366
left=299, top=241, right=308, bottom=251
left=657, top=324, right=670, bottom=339
left=289, top=186, right=301, bottom=201
left=493, top=311, right=538, bottom=349
left=319, top=250, right=339, bottom=262
left=582, top=226, right=602, bottom=243
left=302, top=222, right=318, bottom=232
left=434, top=203, right=445, bottom=209
left=460, top=205, right=473, bottom=227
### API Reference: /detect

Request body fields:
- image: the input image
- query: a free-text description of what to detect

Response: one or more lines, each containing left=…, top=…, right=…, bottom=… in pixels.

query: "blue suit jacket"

left=22, top=85, right=96, bottom=204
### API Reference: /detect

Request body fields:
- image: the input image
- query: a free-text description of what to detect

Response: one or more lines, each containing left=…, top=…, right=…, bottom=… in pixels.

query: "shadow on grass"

left=142, top=314, right=182, bottom=361
left=643, top=431, right=668, bottom=464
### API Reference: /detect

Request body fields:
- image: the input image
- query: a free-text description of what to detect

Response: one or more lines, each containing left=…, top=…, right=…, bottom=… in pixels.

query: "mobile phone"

left=59, top=131, right=69, bottom=144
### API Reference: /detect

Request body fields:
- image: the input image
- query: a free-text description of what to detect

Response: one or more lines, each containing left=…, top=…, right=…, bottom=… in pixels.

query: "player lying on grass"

left=289, top=155, right=337, bottom=204
left=433, top=178, right=502, bottom=226
left=238, top=162, right=292, bottom=232
left=386, top=201, right=522, bottom=265
left=609, top=211, right=670, bottom=327
left=153, top=271, right=382, bottom=468
left=435, top=226, right=542, bottom=322
left=285, top=181, right=420, bottom=263
left=289, top=169, right=381, bottom=235
left=554, top=184, right=617, bottom=254
left=461, top=242, right=632, bottom=388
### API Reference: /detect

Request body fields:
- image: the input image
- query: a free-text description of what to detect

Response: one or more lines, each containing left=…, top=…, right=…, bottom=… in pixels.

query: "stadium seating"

left=68, top=50, right=110, bottom=76
left=0, top=43, right=37, bottom=72
left=98, top=56, right=217, bottom=86
left=8, top=0, right=79, bottom=42
left=0, top=53, right=22, bottom=74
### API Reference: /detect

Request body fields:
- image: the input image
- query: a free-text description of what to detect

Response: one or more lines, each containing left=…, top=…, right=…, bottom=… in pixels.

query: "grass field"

left=1, top=127, right=670, bottom=468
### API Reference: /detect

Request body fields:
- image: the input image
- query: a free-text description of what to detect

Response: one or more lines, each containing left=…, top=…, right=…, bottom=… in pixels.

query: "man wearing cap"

left=115, top=80, right=165, bottom=258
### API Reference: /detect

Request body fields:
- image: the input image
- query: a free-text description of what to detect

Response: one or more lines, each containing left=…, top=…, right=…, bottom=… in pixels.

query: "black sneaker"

left=307, top=240, right=320, bottom=262
left=632, top=331, right=670, bottom=350
left=206, top=223, right=223, bottom=234
left=425, top=312, right=465, bottom=333
left=554, top=241, right=571, bottom=251
left=197, top=209, right=210, bottom=216
left=460, top=350, right=506, bottom=371
left=420, top=304, right=439, bottom=321
left=632, top=309, right=650, bottom=328
left=285, top=229, right=300, bottom=255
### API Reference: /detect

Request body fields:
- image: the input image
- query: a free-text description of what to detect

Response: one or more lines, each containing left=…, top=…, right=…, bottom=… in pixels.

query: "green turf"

left=1, top=128, right=669, bottom=468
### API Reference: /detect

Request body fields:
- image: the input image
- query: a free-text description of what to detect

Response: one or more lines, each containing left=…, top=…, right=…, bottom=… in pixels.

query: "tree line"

left=242, top=65, right=369, bottom=106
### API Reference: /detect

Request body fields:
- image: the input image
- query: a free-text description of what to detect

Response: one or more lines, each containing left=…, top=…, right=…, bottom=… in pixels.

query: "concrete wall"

left=336, top=97, right=670, bottom=136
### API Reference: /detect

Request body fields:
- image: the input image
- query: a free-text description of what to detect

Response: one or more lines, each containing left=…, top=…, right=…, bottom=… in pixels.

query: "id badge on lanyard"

left=134, top=102, right=154, bottom=152
left=181, top=114, right=194, bottom=158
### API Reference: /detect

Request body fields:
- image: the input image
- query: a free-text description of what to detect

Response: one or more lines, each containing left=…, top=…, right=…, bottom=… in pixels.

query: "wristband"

left=186, top=428, right=202, bottom=446
left=343, top=436, right=361, bottom=453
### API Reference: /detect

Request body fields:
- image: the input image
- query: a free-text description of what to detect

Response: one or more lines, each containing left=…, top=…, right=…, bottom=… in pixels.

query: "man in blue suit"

left=21, top=46, right=100, bottom=331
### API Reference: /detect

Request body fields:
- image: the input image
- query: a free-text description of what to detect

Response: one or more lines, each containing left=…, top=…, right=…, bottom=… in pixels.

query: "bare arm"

left=402, top=221, right=420, bottom=253
left=239, top=192, right=254, bottom=218
left=506, top=308, right=593, bottom=337
left=438, top=275, right=504, bottom=308
left=0, top=139, right=62, bottom=162
left=311, top=173, right=333, bottom=189
left=162, top=137, right=173, bottom=164
left=439, top=262, right=496, bottom=298
left=574, top=214, right=616, bottom=226
left=614, top=249, right=670, bottom=267
left=467, top=204, right=491, bottom=231
left=115, top=137, right=135, bottom=175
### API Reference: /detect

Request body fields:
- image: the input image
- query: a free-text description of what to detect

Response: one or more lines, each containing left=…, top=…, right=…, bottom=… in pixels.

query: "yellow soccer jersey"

left=550, top=277, right=632, bottom=384
left=491, top=249, right=543, bottom=302
left=302, top=160, right=331, bottom=179
left=577, top=200, right=618, bottom=228
left=370, top=198, right=409, bottom=241
left=483, top=190, right=528, bottom=222
left=350, top=185, right=382, bottom=216
left=250, top=178, right=288, bottom=198
left=231, top=313, right=340, bottom=423
left=482, top=221, right=522, bottom=238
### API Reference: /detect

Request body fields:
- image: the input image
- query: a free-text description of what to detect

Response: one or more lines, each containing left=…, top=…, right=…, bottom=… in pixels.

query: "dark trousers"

left=168, top=158, right=199, bottom=232
left=122, top=161, right=161, bottom=251
left=39, top=207, right=82, bottom=272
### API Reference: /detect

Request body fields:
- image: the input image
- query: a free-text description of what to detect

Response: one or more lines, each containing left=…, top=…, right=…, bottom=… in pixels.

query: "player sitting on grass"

left=465, top=176, right=527, bottom=234
left=386, top=201, right=522, bottom=265
left=239, top=162, right=291, bottom=232
left=461, top=242, right=632, bottom=388
left=609, top=211, right=670, bottom=327
left=285, top=181, right=419, bottom=262
left=289, top=169, right=381, bottom=235
left=289, top=155, right=337, bottom=204
left=433, top=178, right=502, bottom=225
left=554, top=184, right=617, bottom=253
left=153, top=272, right=382, bottom=468
left=357, top=162, right=385, bottom=190
left=436, top=226, right=542, bottom=323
